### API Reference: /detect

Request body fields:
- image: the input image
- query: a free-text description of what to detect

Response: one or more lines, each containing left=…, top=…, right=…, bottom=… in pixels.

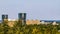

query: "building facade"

left=18, top=13, right=26, bottom=25
left=2, top=14, right=8, bottom=22
left=26, top=19, right=40, bottom=25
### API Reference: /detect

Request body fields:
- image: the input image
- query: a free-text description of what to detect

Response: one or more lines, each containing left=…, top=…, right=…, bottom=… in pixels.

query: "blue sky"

left=0, top=0, right=60, bottom=20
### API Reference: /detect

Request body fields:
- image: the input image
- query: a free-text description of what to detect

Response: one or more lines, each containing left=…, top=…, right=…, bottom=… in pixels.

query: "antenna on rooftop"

left=2, top=8, right=8, bottom=14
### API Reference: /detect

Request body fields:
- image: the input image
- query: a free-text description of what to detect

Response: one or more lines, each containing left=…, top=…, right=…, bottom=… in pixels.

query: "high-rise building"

left=2, top=14, right=8, bottom=22
left=18, top=13, right=26, bottom=25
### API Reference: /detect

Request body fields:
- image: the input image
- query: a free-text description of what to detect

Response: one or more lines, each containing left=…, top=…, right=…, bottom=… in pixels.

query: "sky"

left=0, top=0, right=60, bottom=20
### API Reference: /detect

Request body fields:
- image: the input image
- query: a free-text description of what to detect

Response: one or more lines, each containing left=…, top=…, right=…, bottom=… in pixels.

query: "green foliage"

left=0, top=22, right=60, bottom=34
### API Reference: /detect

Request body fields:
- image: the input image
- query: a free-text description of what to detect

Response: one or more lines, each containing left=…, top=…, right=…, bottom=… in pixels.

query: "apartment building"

left=26, top=19, right=40, bottom=25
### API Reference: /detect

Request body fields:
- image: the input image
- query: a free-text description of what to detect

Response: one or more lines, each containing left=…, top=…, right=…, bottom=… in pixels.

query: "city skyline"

left=0, top=0, right=60, bottom=20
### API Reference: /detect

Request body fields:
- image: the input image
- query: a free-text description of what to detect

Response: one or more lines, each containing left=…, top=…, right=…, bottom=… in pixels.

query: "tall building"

left=2, top=14, right=8, bottom=22
left=18, top=13, right=26, bottom=25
